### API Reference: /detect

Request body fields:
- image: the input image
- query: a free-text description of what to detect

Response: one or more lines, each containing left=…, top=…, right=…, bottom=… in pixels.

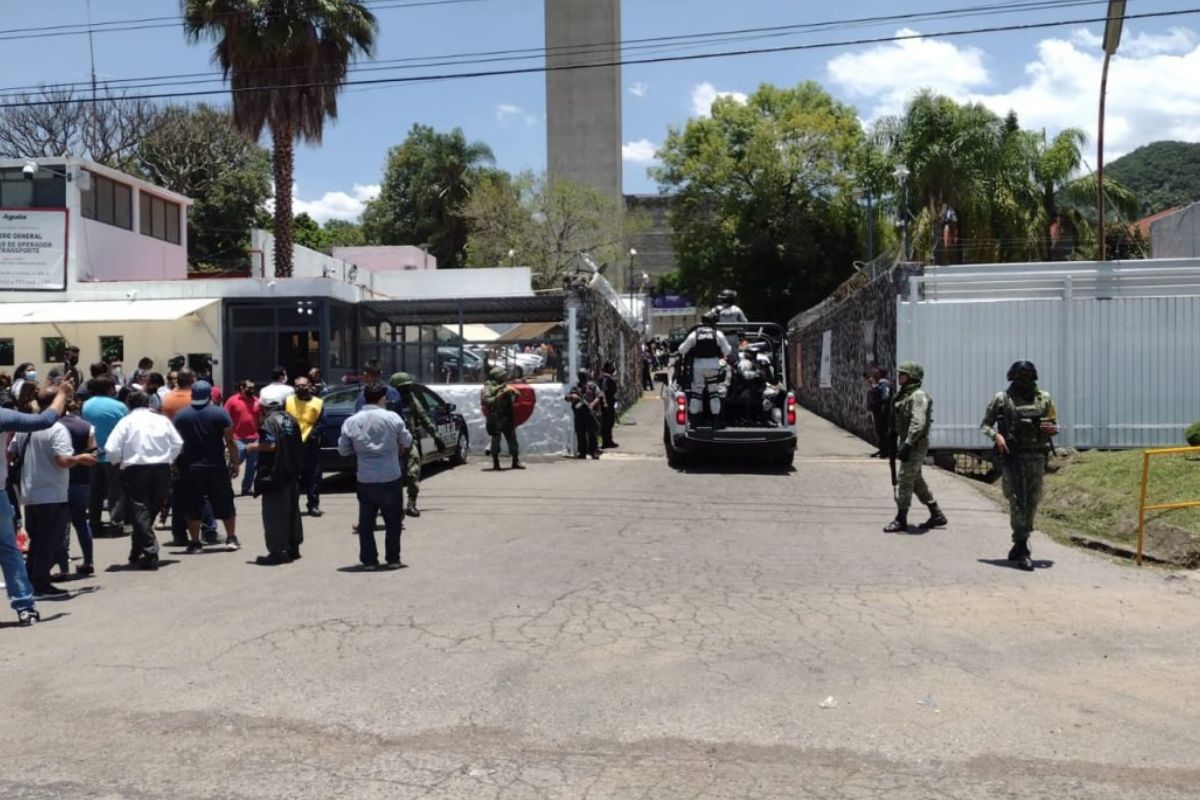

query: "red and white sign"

left=0, top=208, right=68, bottom=291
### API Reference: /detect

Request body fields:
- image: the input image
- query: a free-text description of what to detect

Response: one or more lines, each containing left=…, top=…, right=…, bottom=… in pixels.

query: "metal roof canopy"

left=361, top=294, right=565, bottom=325
left=0, top=298, right=218, bottom=324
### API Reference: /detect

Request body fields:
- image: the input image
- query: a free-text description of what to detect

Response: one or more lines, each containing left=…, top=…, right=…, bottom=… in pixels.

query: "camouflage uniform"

left=481, top=367, right=523, bottom=470
left=981, top=379, right=1056, bottom=565
left=886, top=361, right=945, bottom=531
left=390, top=372, right=445, bottom=516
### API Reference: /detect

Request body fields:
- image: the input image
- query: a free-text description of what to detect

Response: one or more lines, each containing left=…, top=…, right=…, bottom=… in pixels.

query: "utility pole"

left=1098, top=0, right=1126, bottom=261
left=86, top=0, right=98, bottom=156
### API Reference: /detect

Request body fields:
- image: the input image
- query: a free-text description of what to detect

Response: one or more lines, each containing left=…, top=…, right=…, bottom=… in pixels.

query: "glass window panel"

left=96, top=176, right=115, bottom=225
left=113, top=183, right=132, bottom=230
left=139, top=192, right=151, bottom=235
left=226, top=330, right=275, bottom=387
left=0, top=338, right=14, bottom=367
left=230, top=306, right=275, bottom=328
left=42, top=337, right=65, bottom=363
left=32, top=175, right=66, bottom=208
left=165, top=201, right=180, bottom=244
left=151, top=197, right=166, bottom=240
left=3, top=179, right=33, bottom=209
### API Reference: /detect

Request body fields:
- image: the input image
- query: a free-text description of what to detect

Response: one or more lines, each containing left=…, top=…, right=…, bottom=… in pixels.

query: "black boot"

left=511, top=457, right=526, bottom=470
left=492, top=454, right=502, bottom=471
left=883, top=513, right=908, bottom=533
left=406, top=498, right=421, bottom=517
left=919, top=503, right=948, bottom=529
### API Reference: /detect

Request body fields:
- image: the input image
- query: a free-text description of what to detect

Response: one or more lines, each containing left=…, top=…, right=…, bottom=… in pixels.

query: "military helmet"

left=719, top=289, right=736, bottom=303
left=389, top=371, right=415, bottom=388
left=701, top=311, right=718, bottom=325
left=1006, top=360, right=1038, bottom=381
left=897, top=361, right=924, bottom=382
left=488, top=366, right=508, bottom=382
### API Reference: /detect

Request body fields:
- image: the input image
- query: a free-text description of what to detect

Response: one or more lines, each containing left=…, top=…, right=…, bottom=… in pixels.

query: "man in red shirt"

left=224, top=380, right=261, bottom=496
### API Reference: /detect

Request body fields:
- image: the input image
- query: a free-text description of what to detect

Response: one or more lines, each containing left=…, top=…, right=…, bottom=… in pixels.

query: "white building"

left=1, top=158, right=545, bottom=388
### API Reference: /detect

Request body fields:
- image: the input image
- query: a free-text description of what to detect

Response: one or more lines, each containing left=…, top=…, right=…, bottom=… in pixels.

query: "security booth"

left=357, top=295, right=569, bottom=385
left=222, top=297, right=358, bottom=388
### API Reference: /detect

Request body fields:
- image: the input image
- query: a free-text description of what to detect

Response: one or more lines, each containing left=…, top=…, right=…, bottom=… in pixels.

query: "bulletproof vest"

left=1003, top=391, right=1053, bottom=452
left=692, top=327, right=722, bottom=358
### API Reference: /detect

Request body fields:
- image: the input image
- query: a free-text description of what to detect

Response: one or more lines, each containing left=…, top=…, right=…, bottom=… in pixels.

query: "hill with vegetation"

left=1105, top=141, right=1200, bottom=216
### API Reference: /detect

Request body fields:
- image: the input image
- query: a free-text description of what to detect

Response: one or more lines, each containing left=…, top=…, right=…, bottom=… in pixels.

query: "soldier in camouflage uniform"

left=981, top=360, right=1058, bottom=571
left=389, top=372, right=446, bottom=518
left=481, top=367, right=524, bottom=471
left=884, top=361, right=948, bottom=533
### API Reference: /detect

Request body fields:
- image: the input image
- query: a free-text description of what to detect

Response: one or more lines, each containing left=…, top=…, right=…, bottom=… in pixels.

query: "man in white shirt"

left=9, top=389, right=96, bottom=596
left=105, top=390, right=183, bottom=570
left=257, top=366, right=295, bottom=407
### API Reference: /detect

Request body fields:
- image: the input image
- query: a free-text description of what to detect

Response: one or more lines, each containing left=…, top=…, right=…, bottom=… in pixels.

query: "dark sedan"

left=318, top=383, right=470, bottom=475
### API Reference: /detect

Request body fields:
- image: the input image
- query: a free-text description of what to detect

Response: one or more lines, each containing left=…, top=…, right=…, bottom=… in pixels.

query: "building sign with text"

left=0, top=208, right=68, bottom=291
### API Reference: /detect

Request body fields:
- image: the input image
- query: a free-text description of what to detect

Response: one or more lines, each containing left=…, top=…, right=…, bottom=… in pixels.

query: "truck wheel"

left=664, top=424, right=688, bottom=468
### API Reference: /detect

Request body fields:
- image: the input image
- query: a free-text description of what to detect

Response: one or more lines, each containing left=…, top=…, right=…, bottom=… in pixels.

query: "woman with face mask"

left=11, top=364, right=35, bottom=400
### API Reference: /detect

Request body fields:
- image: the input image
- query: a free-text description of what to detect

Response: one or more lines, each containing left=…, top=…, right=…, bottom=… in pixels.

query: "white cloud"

left=827, top=28, right=989, bottom=119
left=690, top=81, right=747, bottom=117
left=496, top=103, right=522, bottom=123
left=629, top=81, right=648, bottom=98
left=622, top=139, right=659, bottom=165
left=824, top=27, right=1200, bottom=162
left=291, top=183, right=380, bottom=223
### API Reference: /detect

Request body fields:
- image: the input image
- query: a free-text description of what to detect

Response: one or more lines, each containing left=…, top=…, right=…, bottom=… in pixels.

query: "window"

left=0, top=338, right=13, bottom=367
left=139, top=192, right=181, bottom=245
left=80, top=172, right=132, bottom=230
left=0, top=167, right=65, bottom=208
left=42, top=337, right=65, bottom=363
left=99, top=336, right=124, bottom=364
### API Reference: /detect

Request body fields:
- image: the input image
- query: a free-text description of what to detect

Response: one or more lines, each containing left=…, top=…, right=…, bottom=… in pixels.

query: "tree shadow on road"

left=977, top=558, right=1055, bottom=570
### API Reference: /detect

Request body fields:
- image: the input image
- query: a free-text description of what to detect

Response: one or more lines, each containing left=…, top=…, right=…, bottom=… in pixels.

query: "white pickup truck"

left=663, top=322, right=798, bottom=468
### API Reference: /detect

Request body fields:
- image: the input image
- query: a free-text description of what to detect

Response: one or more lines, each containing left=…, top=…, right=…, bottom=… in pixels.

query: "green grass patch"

left=1036, top=450, right=1200, bottom=566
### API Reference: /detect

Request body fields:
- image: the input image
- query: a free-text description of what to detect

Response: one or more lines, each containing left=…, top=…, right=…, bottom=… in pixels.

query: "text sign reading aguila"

left=0, top=209, right=68, bottom=291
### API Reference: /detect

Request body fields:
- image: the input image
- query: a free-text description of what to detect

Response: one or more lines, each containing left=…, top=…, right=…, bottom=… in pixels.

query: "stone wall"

left=573, top=281, right=641, bottom=414
left=787, top=265, right=919, bottom=444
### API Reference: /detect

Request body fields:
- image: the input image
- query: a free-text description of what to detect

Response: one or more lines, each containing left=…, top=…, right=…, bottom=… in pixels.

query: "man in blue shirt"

left=172, top=381, right=241, bottom=553
left=0, top=380, right=72, bottom=626
left=354, top=359, right=402, bottom=413
left=339, top=382, right=412, bottom=569
left=81, top=376, right=128, bottom=535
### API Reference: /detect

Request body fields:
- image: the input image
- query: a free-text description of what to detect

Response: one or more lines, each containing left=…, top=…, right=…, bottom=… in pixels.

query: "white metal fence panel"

left=900, top=294, right=1200, bottom=450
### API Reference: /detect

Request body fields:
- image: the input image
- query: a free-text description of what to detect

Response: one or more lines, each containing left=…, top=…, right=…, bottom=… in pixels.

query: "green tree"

left=291, top=214, right=365, bottom=254
left=182, top=0, right=378, bottom=278
left=361, top=124, right=495, bottom=269
left=463, top=172, right=634, bottom=290
left=653, top=82, right=863, bottom=322
left=1106, top=141, right=1200, bottom=215
left=134, top=104, right=272, bottom=270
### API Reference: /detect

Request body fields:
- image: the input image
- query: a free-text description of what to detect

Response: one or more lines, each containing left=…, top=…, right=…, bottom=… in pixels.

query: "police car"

left=663, top=322, right=797, bottom=468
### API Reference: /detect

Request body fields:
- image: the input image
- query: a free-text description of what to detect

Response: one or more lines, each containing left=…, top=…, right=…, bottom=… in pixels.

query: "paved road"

left=3, top=398, right=1199, bottom=799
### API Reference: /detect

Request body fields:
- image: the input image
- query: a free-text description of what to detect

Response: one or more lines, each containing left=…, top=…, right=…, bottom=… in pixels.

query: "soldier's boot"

left=511, top=456, right=526, bottom=470
left=492, top=453, right=502, bottom=471
left=406, top=496, right=421, bottom=518
left=919, top=503, right=948, bottom=529
left=883, top=512, right=908, bottom=533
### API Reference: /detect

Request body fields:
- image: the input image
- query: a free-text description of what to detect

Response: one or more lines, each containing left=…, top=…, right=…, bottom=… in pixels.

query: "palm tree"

left=182, top=0, right=377, bottom=277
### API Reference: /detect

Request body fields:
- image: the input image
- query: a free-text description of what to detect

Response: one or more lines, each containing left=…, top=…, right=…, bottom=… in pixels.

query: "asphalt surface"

left=2, top=397, right=1199, bottom=799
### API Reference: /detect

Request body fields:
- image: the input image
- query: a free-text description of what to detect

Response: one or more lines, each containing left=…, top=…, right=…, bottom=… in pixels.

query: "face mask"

left=296, top=389, right=312, bottom=399
left=1011, top=377, right=1036, bottom=397
left=25, top=371, right=37, bottom=381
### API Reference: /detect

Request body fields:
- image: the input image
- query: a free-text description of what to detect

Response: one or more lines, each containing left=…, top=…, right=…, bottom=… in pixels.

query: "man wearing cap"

left=171, top=380, right=241, bottom=553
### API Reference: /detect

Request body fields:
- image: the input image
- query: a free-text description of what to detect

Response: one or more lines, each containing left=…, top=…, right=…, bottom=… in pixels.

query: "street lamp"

left=1097, top=0, right=1126, bottom=261
left=852, top=186, right=876, bottom=263
left=893, top=164, right=911, bottom=262
left=627, top=248, right=638, bottom=318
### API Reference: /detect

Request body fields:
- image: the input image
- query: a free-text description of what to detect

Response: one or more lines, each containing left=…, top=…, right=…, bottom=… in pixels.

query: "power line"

left=0, top=0, right=483, bottom=40
left=0, top=0, right=1110, bottom=96
left=1, top=6, right=1194, bottom=109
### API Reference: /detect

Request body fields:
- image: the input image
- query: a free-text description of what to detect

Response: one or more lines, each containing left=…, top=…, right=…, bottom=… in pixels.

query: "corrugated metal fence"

left=899, top=259, right=1200, bottom=450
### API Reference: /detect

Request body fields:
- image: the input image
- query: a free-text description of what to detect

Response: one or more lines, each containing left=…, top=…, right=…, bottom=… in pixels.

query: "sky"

left=1, top=0, right=1197, bottom=222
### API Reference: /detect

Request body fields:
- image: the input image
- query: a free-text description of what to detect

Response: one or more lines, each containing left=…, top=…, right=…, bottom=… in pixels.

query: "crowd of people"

left=0, top=351, right=443, bottom=628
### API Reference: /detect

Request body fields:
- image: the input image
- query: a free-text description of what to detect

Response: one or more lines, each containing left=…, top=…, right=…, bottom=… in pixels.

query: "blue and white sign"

left=0, top=208, right=68, bottom=291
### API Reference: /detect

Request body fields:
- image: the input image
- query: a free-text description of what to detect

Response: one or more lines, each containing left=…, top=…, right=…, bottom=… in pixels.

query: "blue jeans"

left=0, top=491, right=34, bottom=612
left=356, top=478, right=404, bottom=565
left=236, top=439, right=259, bottom=495
left=59, top=483, right=94, bottom=570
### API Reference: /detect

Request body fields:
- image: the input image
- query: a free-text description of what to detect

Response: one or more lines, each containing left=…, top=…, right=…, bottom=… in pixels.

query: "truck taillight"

left=675, top=393, right=687, bottom=425
left=786, top=392, right=796, bottom=425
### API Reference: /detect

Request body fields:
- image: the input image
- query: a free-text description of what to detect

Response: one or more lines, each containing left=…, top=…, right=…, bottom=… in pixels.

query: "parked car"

left=318, top=382, right=470, bottom=474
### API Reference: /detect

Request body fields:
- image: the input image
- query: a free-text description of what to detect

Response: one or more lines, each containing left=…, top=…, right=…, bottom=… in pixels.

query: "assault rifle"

left=887, top=430, right=899, bottom=501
